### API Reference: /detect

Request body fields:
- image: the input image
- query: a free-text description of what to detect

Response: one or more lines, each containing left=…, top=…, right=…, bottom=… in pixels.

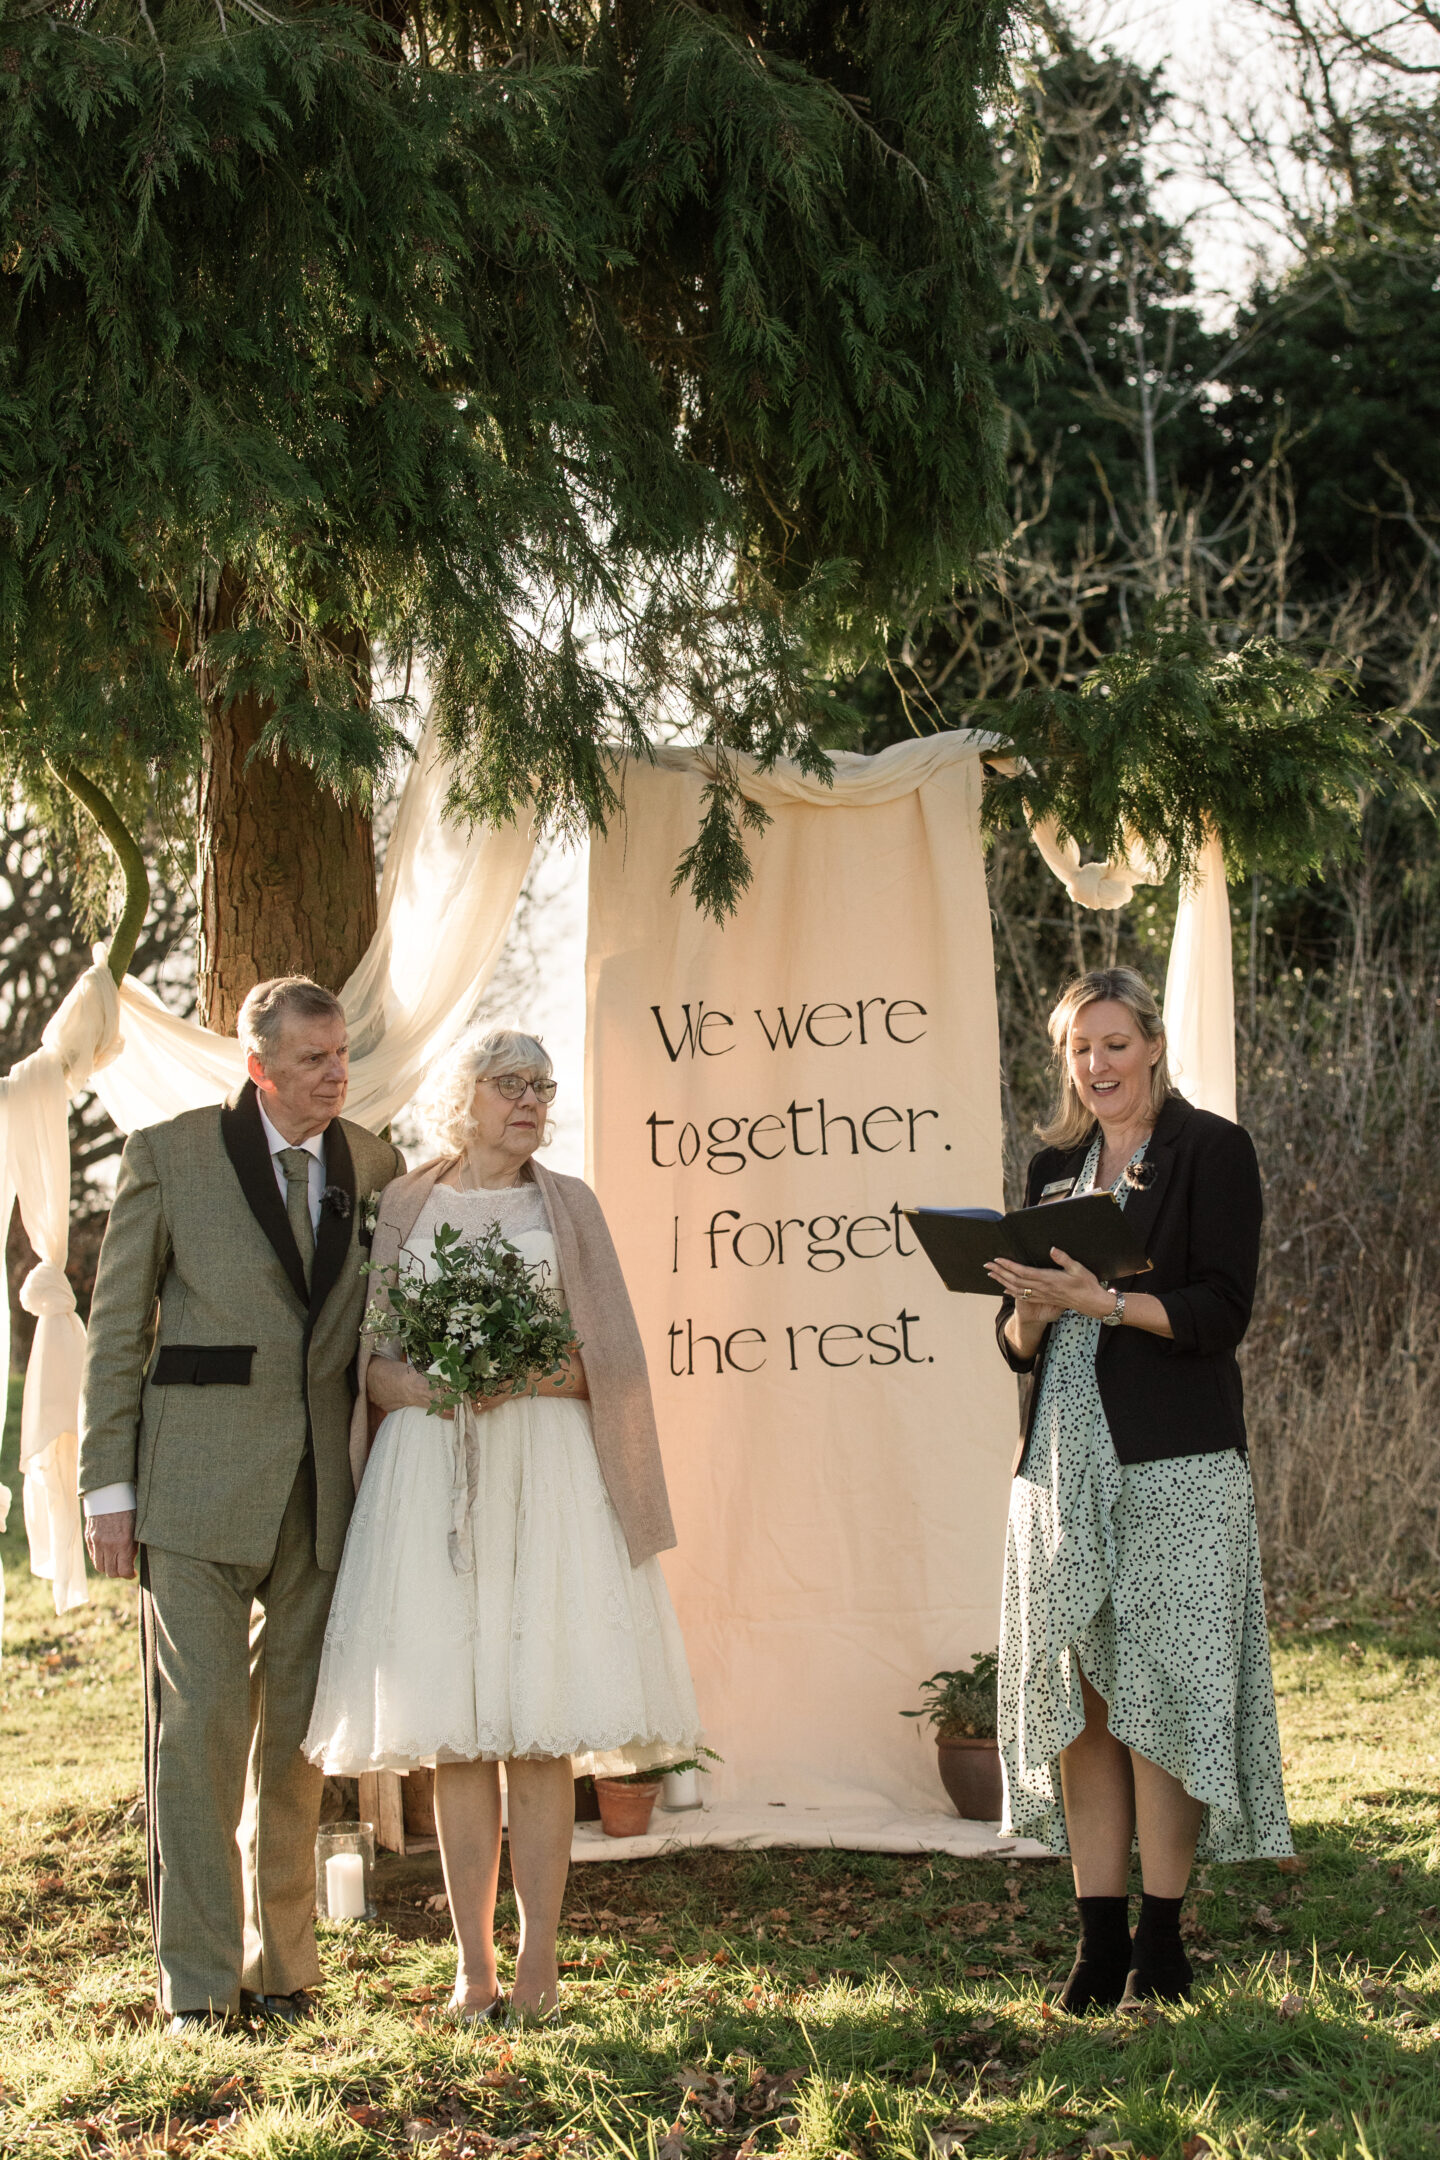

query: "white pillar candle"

left=662, top=1768, right=701, bottom=1811
left=326, top=1850, right=367, bottom=1920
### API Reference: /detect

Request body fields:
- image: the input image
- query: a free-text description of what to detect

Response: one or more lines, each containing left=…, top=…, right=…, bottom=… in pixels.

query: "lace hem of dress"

left=310, top=1723, right=698, bottom=1776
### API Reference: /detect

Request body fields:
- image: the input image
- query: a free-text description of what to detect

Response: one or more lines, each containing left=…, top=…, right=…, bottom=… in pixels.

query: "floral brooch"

left=1124, top=1158, right=1157, bottom=1191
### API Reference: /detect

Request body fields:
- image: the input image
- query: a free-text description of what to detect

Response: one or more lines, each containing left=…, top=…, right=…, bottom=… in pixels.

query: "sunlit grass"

left=6, top=1433, right=1440, bottom=2157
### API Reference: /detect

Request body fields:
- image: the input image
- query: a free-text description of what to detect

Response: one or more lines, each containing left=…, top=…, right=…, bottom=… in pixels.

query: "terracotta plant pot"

left=595, top=1777, right=662, bottom=1838
left=936, top=1736, right=1004, bottom=1822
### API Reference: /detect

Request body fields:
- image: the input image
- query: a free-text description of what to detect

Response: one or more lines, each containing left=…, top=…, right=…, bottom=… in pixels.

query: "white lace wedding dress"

left=304, top=1182, right=702, bottom=1776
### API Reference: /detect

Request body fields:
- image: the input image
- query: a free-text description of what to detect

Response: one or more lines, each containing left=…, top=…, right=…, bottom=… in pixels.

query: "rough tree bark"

left=196, top=579, right=376, bottom=1032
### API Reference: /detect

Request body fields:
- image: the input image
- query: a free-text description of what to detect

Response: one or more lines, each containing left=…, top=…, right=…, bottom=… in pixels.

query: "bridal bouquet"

left=365, top=1220, right=575, bottom=1415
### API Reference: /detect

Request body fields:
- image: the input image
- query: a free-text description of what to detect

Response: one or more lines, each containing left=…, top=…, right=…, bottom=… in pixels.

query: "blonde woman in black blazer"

left=987, top=968, right=1291, bottom=2013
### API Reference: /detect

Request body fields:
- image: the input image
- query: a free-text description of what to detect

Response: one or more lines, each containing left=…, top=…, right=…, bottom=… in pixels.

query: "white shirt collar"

left=257, top=1097, right=326, bottom=1162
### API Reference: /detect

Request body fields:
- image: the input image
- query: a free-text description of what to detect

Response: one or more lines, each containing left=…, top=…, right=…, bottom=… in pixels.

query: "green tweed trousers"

left=139, top=1467, right=335, bottom=2014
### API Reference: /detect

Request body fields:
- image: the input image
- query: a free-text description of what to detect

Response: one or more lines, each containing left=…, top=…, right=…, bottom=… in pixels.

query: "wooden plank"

left=358, top=1769, right=407, bottom=1855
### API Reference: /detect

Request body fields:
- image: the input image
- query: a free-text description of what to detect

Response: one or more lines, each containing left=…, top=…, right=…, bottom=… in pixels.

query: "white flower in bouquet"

left=364, top=1219, right=576, bottom=1414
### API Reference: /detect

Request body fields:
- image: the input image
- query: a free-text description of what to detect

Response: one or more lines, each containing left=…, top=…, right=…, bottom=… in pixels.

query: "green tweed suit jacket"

left=78, top=1081, right=405, bottom=1571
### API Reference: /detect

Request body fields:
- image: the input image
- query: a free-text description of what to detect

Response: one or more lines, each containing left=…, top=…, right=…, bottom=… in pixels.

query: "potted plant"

left=659, top=1746, right=722, bottom=1811
left=594, top=1768, right=665, bottom=1838
left=902, top=1653, right=1004, bottom=1821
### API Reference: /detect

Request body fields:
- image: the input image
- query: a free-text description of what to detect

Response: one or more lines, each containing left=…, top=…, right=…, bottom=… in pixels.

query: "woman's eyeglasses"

left=488, top=1072, right=558, bottom=1103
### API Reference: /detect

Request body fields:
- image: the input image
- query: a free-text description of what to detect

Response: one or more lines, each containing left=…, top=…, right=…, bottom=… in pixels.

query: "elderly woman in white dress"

left=305, top=1028, right=701, bottom=2021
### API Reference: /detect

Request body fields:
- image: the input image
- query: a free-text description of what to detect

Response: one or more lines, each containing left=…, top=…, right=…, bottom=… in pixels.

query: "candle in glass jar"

left=326, top=1850, right=366, bottom=1919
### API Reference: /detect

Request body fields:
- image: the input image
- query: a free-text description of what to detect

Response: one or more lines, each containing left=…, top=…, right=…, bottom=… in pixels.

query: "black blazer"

left=996, top=1094, right=1262, bottom=1476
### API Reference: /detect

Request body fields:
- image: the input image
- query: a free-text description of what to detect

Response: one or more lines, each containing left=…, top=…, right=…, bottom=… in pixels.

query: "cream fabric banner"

left=586, top=735, right=1018, bottom=1814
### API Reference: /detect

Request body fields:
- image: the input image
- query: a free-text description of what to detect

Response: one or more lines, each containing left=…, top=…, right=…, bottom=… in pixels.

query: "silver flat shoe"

left=503, top=2002, right=562, bottom=2030
left=446, top=1992, right=506, bottom=2024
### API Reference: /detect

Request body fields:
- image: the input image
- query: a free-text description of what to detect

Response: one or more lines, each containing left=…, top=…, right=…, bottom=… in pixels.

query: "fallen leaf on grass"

left=655, top=2121, right=687, bottom=2160
left=209, top=2076, right=245, bottom=2101
left=1277, top=1993, right=1305, bottom=2020
left=347, top=2105, right=386, bottom=2127
left=1262, top=2088, right=1293, bottom=2102
left=946, top=1903, right=1001, bottom=1930
left=1251, top=1905, right=1282, bottom=1935
left=1180, top=2140, right=1212, bottom=2159
left=674, top=2068, right=735, bottom=2129
left=405, top=2119, right=445, bottom=2146
left=743, top=2067, right=802, bottom=2116
left=1275, top=1856, right=1309, bottom=1875
left=424, top=1893, right=450, bottom=1914
left=403, top=1986, right=440, bottom=2004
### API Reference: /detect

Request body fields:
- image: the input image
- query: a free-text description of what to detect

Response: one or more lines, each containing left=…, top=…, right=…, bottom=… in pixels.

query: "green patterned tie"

left=278, top=1147, right=315, bottom=1287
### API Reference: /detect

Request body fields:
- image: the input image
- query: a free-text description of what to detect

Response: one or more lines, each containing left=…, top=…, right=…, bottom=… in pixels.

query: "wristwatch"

left=1101, top=1289, right=1126, bottom=1328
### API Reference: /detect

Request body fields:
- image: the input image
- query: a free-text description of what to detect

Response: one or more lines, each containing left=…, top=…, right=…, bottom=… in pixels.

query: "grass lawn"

left=4, top=1448, right=1440, bottom=2160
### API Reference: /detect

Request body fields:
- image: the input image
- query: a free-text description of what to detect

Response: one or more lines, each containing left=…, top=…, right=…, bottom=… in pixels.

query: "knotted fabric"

left=19, top=1260, right=78, bottom=1318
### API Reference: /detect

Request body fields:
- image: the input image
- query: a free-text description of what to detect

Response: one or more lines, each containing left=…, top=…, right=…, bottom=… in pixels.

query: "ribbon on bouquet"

left=446, top=1400, right=482, bottom=1577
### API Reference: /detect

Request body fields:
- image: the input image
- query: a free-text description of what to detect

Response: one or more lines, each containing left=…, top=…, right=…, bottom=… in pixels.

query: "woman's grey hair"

left=418, top=1026, right=555, bottom=1153
left=1040, top=967, right=1176, bottom=1148
left=237, top=976, right=346, bottom=1064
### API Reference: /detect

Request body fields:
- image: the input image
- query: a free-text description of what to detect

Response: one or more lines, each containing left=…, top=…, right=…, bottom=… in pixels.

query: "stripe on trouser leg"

left=139, top=1548, right=165, bottom=2008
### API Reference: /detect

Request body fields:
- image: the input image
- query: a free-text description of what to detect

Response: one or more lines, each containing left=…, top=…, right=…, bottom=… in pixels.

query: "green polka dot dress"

left=998, top=1135, right=1293, bottom=1863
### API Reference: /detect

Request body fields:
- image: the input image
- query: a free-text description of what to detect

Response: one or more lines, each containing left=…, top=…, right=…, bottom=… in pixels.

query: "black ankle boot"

left=1057, top=1894, right=1132, bottom=2013
left=1119, top=1892, right=1192, bottom=2007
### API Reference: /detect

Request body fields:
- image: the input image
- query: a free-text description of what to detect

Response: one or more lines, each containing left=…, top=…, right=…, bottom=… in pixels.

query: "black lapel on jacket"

left=308, top=1117, right=356, bottom=1324
left=220, top=1080, right=310, bottom=1308
left=1112, top=1093, right=1192, bottom=1282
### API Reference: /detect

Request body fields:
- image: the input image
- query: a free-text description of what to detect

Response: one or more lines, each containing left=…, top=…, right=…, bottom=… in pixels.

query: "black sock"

left=1124, top=1892, right=1192, bottom=2002
left=1057, top=1894, right=1131, bottom=2012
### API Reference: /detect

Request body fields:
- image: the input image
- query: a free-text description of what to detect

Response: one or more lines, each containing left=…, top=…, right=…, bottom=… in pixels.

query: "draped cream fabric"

left=10, top=725, right=535, bottom=1615
left=1019, top=807, right=1237, bottom=1120
left=1162, top=833, right=1237, bottom=1121
left=585, top=736, right=1019, bottom=1811
left=7, top=717, right=1238, bottom=1635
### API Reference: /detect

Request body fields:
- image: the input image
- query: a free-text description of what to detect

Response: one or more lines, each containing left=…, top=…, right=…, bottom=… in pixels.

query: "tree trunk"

left=196, top=584, right=376, bottom=1033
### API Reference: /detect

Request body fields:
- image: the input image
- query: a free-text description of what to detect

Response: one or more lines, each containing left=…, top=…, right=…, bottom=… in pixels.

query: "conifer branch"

left=47, top=764, right=151, bottom=985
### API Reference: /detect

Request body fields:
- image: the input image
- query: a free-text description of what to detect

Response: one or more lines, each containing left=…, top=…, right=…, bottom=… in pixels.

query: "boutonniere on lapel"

left=356, top=1192, right=380, bottom=1248
left=1124, top=1158, right=1158, bottom=1191
left=321, top=1185, right=353, bottom=1225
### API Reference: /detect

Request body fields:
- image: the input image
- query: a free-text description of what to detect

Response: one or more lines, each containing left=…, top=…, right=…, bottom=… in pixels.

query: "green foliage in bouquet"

left=901, top=1652, right=999, bottom=1741
left=365, top=1220, right=575, bottom=1416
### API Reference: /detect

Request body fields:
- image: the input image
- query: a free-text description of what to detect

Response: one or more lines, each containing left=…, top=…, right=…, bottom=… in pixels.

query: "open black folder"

left=904, top=1194, right=1152, bottom=1297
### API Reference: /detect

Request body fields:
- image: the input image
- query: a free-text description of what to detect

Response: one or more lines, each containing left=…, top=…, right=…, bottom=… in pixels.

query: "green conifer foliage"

left=0, top=0, right=1015, bottom=917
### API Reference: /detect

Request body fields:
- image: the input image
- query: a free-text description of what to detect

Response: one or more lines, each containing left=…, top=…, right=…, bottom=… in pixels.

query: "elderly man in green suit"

left=79, top=976, right=405, bottom=2034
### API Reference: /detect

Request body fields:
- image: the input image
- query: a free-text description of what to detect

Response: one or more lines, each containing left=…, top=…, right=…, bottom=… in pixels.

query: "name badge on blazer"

left=151, top=1345, right=257, bottom=1387
left=1039, top=1178, right=1077, bottom=1205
